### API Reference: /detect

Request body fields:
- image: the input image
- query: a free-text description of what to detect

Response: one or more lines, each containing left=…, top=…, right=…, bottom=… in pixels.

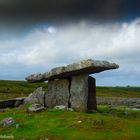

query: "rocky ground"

left=97, top=97, right=140, bottom=108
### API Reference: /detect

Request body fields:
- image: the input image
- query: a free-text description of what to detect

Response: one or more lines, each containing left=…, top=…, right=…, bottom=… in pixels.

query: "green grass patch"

left=97, top=86, right=140, bottom=98
left=0, top=80, right=47, bottom=100
left=0, top=107, right=140, bottom=140
left=0, top=80, right=140, bottom=100
left=0, top=80, right=140, bottom=139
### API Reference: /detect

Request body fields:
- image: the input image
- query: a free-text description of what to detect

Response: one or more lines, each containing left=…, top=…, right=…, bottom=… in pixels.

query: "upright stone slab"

left=87, top=76, right=97, bottom=111
left=45, top=79, right=69, bottom=108
left=70, top=74, right=88, bottom=112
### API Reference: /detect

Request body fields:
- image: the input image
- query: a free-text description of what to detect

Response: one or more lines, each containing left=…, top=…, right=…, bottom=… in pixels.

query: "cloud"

left=1, top=19, right=139, bottom=65
left=0, top=0, right=122, bottom=20
left=1, top=0, right=140, bottom=22
left=0, top=18, right=140, bottom=85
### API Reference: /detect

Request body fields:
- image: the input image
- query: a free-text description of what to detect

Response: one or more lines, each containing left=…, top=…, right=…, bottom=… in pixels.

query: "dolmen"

left=26, top=59, right=119, bottom=112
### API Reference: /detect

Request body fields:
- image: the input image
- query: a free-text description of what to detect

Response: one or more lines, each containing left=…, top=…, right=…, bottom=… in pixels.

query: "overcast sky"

left=0, top=0, right=140, bottom=86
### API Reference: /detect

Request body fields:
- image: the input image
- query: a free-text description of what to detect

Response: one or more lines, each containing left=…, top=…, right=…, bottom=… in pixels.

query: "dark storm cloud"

left=1, top=0, right=139, bottom=21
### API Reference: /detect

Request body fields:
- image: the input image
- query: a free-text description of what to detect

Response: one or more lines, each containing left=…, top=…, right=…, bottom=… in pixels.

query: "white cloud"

left=0, top=19, right=140, bottom=85
left=0, top=19, right=140, bottom=66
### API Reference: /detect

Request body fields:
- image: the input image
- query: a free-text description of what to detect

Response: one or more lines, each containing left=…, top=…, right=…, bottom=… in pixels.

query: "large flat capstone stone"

left=26, top=59, right=119, bottom=82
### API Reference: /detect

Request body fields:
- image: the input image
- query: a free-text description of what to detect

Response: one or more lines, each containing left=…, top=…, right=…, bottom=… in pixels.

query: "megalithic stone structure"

left=26, top=59, right=119, bottom=112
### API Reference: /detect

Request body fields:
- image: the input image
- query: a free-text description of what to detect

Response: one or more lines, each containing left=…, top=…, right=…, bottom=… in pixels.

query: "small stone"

left=0, top=117, right=15, bottom=127
left=27, top=104, right=45, bottom=113
left=16, top=124, right=20, bottom=129
left=67, top=108, right=74, bottom=111
left=54, top=105, right=67, bottom=110
left=93, top=119, right=103, bottom=125
left=77, top=121, right=82, bottom=123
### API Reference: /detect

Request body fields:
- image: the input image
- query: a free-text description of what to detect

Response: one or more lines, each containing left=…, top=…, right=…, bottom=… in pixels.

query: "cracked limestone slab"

left=45, top=79, right=69, bottom=108
left=26, top=59, right=119, bottom=82
left=70, top=74, right=88, bottom=112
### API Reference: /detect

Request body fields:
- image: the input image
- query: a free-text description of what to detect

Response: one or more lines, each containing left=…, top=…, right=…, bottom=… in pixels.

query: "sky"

left=0, top=0, right=140, bottom=86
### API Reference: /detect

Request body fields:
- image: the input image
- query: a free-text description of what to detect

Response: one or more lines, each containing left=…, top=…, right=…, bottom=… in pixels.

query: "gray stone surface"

left=25, top=59, right=119, bottom=112
left=27, top=104, right=45, bottom=113
left=54, top=105, right=67, bottom=110
left=24, top=87, right=45, bottom=106
left=0, top=97, right=25, bottom=109
left=26, top=59, right=119, bottom=82
left=0, top=117, right=15, bottom=127
left=54, top=105, right=74, bottom=111
left=45, top=79, right=69, bottom=108
left=87, top=76, right=97, bottom=111
left=97, top=97, right=140, bottom=108
left=70, top=74, right=88, bottom=112
left=25, top=73, right=45, bottom=82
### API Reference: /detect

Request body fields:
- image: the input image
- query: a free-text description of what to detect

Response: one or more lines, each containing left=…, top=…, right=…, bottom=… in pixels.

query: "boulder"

left=45, top=79, right=69, bottom=108
left=70, top=74, right=88, bottom=112
left=26, top=59, right=119, bottom=82
left=24, top=87, right=45, bottom=106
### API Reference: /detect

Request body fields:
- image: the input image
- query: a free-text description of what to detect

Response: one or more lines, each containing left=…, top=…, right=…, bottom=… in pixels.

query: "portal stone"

left=70, top=74, right=88, bottom=112
left=45, top=79, right=69, bottom=108
left=87, top=76, right=97, bottom=111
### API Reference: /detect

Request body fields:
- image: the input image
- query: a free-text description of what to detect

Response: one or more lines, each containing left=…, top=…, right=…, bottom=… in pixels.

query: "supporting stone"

left=87, top=76, right=97, bottom=111
left=45, top=79, right=69, bottom=108
left=70, top=74, right=88, bottom=112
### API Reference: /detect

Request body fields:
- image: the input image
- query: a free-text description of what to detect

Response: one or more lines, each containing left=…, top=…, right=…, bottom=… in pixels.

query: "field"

left=0, top=80, right=140, bottom=140
left=0, top=80, right=140, bottom=100
left=0, top=80, right=47, bottom=100
left=97, top=86, right=140, bottom=98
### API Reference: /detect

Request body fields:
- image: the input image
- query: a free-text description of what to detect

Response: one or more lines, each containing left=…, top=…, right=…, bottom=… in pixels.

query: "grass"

left=0, top=106, right=140, bottom=140
left=0, top=80, right=140, bottom=139
left=96, top=86, right=140, bottom=98
left=0, top=80, right=47, bottom=100
left=0, top=80, right=140, bottom=100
